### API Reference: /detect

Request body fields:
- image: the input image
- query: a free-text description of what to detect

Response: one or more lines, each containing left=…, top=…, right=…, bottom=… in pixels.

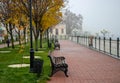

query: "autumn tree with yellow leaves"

left=0, top=0, right=16, bottom=48
left=41, top=6, right=63, bottom=48
left=18, top=0, right=65, bottom=50
left=0, top=0, right=66, bottom=50
left=0, top=0, right=29, bottom=48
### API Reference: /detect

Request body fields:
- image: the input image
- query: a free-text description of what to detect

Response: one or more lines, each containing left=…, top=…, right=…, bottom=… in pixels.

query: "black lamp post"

left=29, top=0, right=34, bottom=72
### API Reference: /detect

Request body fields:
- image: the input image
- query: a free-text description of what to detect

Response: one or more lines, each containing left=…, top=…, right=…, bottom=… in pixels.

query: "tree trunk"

left=47, top=29, right=50, bottom=48
left=23, top=27, right=27, bottom=44
left=18, top=30, right=21, bottom=45
left=35, top=37, right=38, bottom=51
left=40, top=33, right=42, bottom=48
left=5, top=24, right=9, bottom=40
left=9, top=23, right=14, bottom=49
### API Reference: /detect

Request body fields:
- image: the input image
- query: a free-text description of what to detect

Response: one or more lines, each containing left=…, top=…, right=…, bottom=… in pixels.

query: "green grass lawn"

left=0, top=42, right=52, bottom=83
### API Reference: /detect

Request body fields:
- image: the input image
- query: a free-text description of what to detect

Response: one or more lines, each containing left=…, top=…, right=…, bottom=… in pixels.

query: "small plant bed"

left=8, top=64, right=29, bottom=68
left=0, top=50, right=11, bottom=53
left=23, top=56, right=42, bottom=59
left=35, top=50, right=45, bottom=53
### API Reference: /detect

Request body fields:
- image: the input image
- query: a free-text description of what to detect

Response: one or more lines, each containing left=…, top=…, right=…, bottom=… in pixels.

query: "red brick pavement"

left=47, top=40, right=120, bottom=83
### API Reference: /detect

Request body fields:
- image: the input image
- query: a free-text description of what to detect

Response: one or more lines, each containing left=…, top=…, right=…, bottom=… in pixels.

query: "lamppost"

left=29, top=0, right=34, bottom=72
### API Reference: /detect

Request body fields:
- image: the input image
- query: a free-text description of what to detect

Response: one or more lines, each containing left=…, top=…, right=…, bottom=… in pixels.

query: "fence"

left=68, top=36, right=120, bottom=59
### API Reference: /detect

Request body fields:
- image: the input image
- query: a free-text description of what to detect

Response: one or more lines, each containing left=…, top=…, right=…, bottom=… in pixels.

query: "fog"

left=68, top=0, right=120, bottom=38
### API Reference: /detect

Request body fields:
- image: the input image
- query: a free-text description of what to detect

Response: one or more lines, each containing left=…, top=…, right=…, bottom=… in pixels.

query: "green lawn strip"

left=0, top=42, right=52, bottom=83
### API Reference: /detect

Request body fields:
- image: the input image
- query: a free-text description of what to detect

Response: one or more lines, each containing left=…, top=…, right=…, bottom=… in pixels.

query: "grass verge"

left=0, top=42, right=52, bottom=83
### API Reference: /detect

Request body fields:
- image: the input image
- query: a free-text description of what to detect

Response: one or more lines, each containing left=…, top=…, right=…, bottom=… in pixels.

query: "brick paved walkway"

left=47, top=40, right=120, bottom=83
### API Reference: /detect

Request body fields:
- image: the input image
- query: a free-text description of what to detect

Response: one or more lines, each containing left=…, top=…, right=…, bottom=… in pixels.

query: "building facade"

left=51, top=22, right=66, bottom=36
left=50, top=11, right=83, bottom=38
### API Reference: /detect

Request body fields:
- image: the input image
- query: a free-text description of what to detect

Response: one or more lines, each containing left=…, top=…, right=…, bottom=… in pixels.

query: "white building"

left=50, top=12, right=83, bottom=38
left=51, top=22, right=66, bottom=36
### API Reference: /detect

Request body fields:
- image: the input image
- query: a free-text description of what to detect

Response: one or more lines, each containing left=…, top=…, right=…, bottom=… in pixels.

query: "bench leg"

left=64, top=68, right=68, bottom=77
left=50, top=69, right=57, bottom=77
left=50, top=69, right=54, bottom=77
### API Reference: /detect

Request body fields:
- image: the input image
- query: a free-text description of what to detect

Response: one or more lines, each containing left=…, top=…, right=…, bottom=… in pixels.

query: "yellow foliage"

left=19, top=45, right=25, bottom=54
left=41, top=0, right=64, bottom=32
left=41, top=11, right=62, bottom=31
left=19, top=49, right=24, bottom=54
left=0, top=0, right=65, bottom=36
left=19, top=26, right=24, bottom=30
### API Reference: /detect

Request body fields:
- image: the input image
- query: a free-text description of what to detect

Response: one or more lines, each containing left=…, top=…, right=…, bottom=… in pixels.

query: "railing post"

left=77, top=36, right=79, bottom=44
left=87, top=36, right=89, bottom=46
left=79, top=36, right=81, bottom=44
left=104, top=37, right=105, bottom=52
left=81, top=36, right=82, bottom=45
left=109, top=37, right=111, bottom=55
left=72, top=36, right=73, bottom=41
left=117, top=38, right=119, bottom=57
left=95, top=37, right=96, bottom=49
left=86, top=36, right=88, bottom=46
left=84, top=36, right=85, bottom=45
left=86, top=36, right=87, bottom=46
left=99, top=37, right=101, bottom=51
left=76, top=36, right=77, bottom=42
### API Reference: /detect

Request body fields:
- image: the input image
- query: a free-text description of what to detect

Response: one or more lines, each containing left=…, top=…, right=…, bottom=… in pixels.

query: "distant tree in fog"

left=100, top=29, right=109, bottom=37
left=63, top=10, right=83, bottom=35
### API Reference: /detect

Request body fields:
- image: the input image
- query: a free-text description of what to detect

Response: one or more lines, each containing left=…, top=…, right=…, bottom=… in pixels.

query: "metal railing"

left=69, top=36, right=120, bottom=59
left=57, top=35, right=120, bottom=59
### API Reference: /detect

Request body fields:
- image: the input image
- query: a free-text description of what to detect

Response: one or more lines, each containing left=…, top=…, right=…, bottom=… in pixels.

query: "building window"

left=56, top=29, right=58, bottom=35
left=61, top=29, right=64, bottom=34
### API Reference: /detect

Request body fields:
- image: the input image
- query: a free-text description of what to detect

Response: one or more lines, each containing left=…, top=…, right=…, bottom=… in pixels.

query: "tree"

left=64, top=10, right=83, bottom=35
left=63, top=10, right=83, bottom=35
left=18, top=0, right=65, bottom=50
left=0, top=0, right=30, bottom=48
left=100, top=29, right=109, bottom=37
left=41, top=8, right=63, bottom=48
left=0, top=0, right=16, bottom=48
left=95, top=33, right=99, bottom=38
left=0, top=0, right=66, bottom=50
left=13, top=13, right=29, bottom=45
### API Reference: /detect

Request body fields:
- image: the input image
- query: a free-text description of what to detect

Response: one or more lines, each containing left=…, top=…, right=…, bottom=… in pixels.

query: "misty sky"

left=68, top=0, right=120, bottom=37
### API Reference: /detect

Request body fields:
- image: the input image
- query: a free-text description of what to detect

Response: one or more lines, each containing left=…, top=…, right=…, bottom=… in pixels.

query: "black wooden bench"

left=48, top=52, right=68, bottom=77
left=54, top=41, right=60, bottom=50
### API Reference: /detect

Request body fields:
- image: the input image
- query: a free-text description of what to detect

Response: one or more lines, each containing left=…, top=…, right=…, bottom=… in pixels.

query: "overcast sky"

left=68, top=0, right=120, bottom=37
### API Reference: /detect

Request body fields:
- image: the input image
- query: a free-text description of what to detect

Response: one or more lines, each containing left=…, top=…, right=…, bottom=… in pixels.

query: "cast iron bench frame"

left=48, top=52, right=68, bottom=77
